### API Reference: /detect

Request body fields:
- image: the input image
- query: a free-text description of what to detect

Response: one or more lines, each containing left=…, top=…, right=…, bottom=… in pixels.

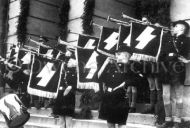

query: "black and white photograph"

left=0, top=0, right=190, bottom=128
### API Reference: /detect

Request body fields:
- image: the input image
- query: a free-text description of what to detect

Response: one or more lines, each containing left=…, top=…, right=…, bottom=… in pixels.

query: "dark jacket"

left=159, top=34, right=189, bottom=62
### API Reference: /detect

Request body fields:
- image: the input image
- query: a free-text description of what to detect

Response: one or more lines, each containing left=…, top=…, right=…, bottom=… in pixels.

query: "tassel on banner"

left=27, top=88, right=58, bottom=99
left=130, top=53, right=157, bottom=62
left=77, top=82, right=99, bottom=93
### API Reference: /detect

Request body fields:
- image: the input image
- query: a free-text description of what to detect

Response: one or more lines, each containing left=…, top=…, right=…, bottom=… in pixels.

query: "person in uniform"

left=139, top=16, right=166, bottom=125
left=140, top=16, right=164, bottom=115
left=158, top=20, right=190, bottom=128
left=52, top=49, right=77, bottom=128
left=99, top=45, right=134, bottom=128
left=126, top=60, right=143, bottom=113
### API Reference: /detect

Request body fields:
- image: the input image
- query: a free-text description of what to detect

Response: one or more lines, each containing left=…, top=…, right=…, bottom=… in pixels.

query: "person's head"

left=115, top=45, right=132, bottom=64
left=65, top=49, right=76, bottom=67
left=141, top=15, right=150, bottom=25
left=65, top=49, right=72, bottom=57
left=23, top=69, right=31, bottom=75
left=67, top=58, right=77, bottom=68
left=108, top=58, right=116, bottom=64
left=39, top=36, right=48, bottom=43
left=172, top=20, right=189, bottom=36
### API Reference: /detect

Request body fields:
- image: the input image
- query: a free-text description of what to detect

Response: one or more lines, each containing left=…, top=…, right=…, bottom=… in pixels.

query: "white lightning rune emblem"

left=123, top=34, right=131, bottom=46
left=84, top=39, right=96, bottom=49
left=45, top=49, right=54, bottom=58
left=135, top=26, right=156, bottom=49
left=85, top=51, right=99, bottom=79
left=37, top=50, right=55, bottom=87
left=104, top=32, right=119, bottom=50
left=21, top=52, right=31, bottom=64
left=37, top=62, right=55, bottom=87
left=12, top=46, right=19, bottom=63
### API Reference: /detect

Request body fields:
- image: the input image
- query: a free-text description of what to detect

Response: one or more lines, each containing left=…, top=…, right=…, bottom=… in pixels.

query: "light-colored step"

left=23, top=122, right=60, bottom=128
left=0, top=119, right=156, bottom=128
left=28, top=113, right=156, bottom=127
left=29, top=107, right=99, bottom=119
left=0, top=113, right=156, bottom=128
left=72, top=119, right=156, bottom=128
left=127, top=113, right=155, bottom=126
left=28, top=107, right=52, bottom=116
left=0, top=106, right=158, bottom=128
left=0, top=109, right=156, bottom=126
left=0, top=119, right=59, bottom=128
left=29, top=114, right=59, bottom=125
left=28, top=108, right=156, bottom=125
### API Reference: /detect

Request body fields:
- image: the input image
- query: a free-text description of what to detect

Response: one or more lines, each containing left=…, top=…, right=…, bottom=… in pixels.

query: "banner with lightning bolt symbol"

left=97, top=27, right=119, bottom=58
left=77, top=34, right=99, bottom=49
left=18, top=49, right=33, bottom=67
left=36, top=62, right=56, bottom=87
left=77, top=35, right=108, bottom=92
left=129, top=22, right=163, bottom=62
left=27, top=49, right=63, bottom=98
left=7, top=45, right=19, bottom=66
left=118, top=25, right=131, bottom=50
left=77, top=48, right=100, bottom=92
left=84, top=51, right=98, bottom=79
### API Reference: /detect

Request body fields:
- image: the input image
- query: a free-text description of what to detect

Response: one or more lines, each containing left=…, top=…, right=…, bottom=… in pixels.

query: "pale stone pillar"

left=0, top=0, right=8, bottom=97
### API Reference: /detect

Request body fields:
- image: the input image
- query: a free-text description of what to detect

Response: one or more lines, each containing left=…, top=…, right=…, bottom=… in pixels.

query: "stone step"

left=0, top=114, right=59, bottom=127
left=127, top=113, right=155, bottom=126
left=0, top=105, right=157, bottom=127
left=0, top=107, right=156, bottom=126
left=72, top=119, right=156, bottom=128
left=28, top=107, right=52, bottom=116
left=28, top=107, right=99, bottom=119
left=29, top=113, right=156, bottom=126
left=0, top=119, right=156, bottom=128
left=29, top=107, right=156, bottom=124
left=0, top=120, right=59, bottom=128
left=28, top=108, right=156, bottom=126
left=29, top=103, right=150, bottom=115
left=29, top=114, right=60, bottom=125
left=0, top=113, right=156, bottom=127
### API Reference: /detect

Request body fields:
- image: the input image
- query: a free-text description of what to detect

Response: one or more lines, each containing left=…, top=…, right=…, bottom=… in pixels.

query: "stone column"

left=0, top=0, right=9, bottom=97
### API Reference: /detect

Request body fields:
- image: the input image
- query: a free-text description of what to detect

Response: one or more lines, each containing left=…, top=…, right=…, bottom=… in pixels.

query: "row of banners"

left=7, top=22, right=165, bottom=98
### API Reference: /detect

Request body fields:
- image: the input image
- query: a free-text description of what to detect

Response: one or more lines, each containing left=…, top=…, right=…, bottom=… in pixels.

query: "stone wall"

left=6, top=0, right=135, bottom=52
left=0, top=0, right=8, bottom=96
left=7, top=0, right=62, bottom=51
left=67, top=0, right=135, bottom=45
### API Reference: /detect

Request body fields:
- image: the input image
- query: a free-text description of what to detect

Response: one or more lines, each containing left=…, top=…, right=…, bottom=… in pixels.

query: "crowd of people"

left=0, top=17, right=190, bottom=128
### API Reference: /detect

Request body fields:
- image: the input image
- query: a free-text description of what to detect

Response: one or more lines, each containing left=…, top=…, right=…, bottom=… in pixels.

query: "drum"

left=0, top=94, right=30, bottom=128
